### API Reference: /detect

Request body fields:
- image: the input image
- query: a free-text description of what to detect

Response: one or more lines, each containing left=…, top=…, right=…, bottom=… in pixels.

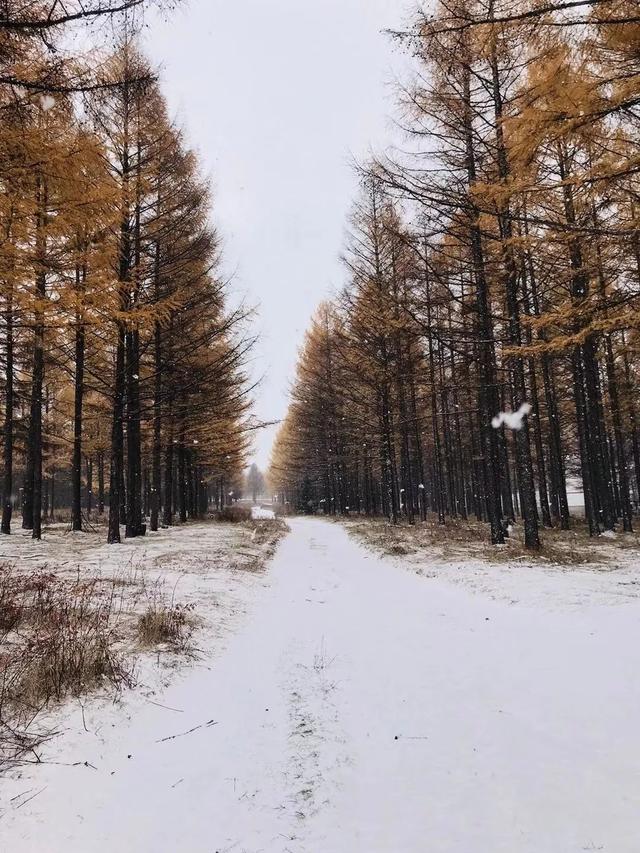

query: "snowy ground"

left=251, top=504, right=277, bottom=521
left=2, top=517, right=640, bottom=851
left=343, top=515, right=640, bottom=611
left=0, top=517, right=285, bottom=775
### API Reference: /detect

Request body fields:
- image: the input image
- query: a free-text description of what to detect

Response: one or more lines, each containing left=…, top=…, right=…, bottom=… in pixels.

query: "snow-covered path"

left=3, top=518, right=640, bottom=852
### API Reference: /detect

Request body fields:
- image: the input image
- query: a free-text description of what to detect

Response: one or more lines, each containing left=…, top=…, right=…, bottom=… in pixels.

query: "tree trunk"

left=71, top=263, right=85, bottom=532
left=150, top=335, right=162, bottom=531
left=163, top=439, right=174, bottom=526
left=558, top=143, right=614, bottom=533
left=86, top=457, right=93, bottom=518
left=98, top=452, right=105, bottom=515
left=125, top=326, right=143, bottom=537
left=178, top=425, right=187, bottom=523
left=108, top=327, right=126, bottom=544
left=462, top=62, right=504, bottom=544
left=488, top=31, right=539, bottom=548
left=150, top=238, right=162, bottom=532
left=26, top=173, right=48, bottom=541
left=2, top=272, right=14, bottom=534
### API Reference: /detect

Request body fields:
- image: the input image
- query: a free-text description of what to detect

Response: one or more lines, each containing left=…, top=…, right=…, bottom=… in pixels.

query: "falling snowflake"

left=492, top=403, right=532, bottom=431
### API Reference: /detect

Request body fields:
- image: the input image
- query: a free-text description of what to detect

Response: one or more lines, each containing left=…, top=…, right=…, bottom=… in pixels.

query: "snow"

left=0, top=522, right=271, bottom=638
left=39, top=94, right=56, bottom=112
left=2, top=518, right=640, bottom=851
left=251, top=504, right=276, bottom=520
left=492, top=402, right=532, bottom=430
left=346, top=518, right=640, bottom=611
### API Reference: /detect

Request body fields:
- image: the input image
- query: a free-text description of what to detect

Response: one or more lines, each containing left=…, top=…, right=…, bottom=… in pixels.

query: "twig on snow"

left=143, top=698, right=184, bottom=714
left=79, top=700, right=89, bottom=733
left=156, top=719, right=218, bottom=744
left=13, top=786, right=47, bottom=810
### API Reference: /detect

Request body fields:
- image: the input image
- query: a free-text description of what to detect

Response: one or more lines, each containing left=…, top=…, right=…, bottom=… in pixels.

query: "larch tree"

left=272, top=0, right=640, bottom=547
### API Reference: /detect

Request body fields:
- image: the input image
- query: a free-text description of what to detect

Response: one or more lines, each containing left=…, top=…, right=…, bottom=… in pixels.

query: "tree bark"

left=108, top=327, right=126, bottom=544
left=2, top=269, right=14, bottom=534
left=71, top=263, right=86, bottom=532
left=488, top=26, right=539, bottom=548
left=25, top=172, right=48, bottom=540
left=462, top=61, right=505, bottom=544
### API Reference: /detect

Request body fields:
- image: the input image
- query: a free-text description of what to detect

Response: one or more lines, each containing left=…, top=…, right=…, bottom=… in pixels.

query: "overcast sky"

left=144, top=0, right=408, bottom=469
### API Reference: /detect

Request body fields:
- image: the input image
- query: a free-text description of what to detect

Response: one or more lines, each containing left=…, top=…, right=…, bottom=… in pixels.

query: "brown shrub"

left=137, top=601, right=195, bottom=649
left=0, top=569, right=133, bottom=735
left=215, top=506, right=252, bottom=523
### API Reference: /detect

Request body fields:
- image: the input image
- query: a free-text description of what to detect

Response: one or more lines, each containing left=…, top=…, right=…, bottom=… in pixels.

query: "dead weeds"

left=0, top=518, right=287, bottom=771
left=137, top=599, right=196, bottom=650
left=345, top=513, right=640, bottom=569
left=0, top=561, right=195, bottom=770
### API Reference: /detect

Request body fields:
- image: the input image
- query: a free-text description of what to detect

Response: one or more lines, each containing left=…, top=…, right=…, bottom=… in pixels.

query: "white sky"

left=144, top=0, right=408, bottom=469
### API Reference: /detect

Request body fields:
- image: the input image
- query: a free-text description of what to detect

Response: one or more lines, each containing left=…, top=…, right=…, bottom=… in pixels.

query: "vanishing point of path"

left=4, top=518, right=639, bottom=852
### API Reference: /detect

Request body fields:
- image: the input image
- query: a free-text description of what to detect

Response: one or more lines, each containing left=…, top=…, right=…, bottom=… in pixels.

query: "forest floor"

left=343, top=513, right=640, bottom=609
left=0, top=514, right=285, bottom=776
left=1, top=515, right=639, bottom=851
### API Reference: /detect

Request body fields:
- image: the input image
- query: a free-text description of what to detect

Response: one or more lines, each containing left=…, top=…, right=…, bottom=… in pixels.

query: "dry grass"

left=1, top=571, right=133, bottom=711
left=345, top=513, right=640, bottom=568
left=484, top=522, right=640, bottom=567
left=232, top=518, right=289, bottom=571
left=0, top=562, right=199, bottom=769
left=244, top=518, right=288, bottom=547
left=137, top=599, right=195, bottom=649
left=215, top=506, right=253, bottom=523
left=0, top=565, right=136, bottom=769
left=0, top=516, right=286, bottom=771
